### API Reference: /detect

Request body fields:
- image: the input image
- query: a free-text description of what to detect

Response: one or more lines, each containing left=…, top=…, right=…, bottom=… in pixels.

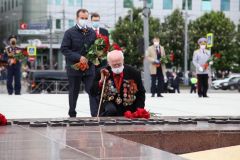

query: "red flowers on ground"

left=0, top=113, right=7, bottom=126
left=124, top=108, right=150, bottom=119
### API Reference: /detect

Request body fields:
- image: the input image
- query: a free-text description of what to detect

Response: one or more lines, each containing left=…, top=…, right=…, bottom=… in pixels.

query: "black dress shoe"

left=151, top=94, right=155, bottom=97
left=198, top=94, right=202, bottom=98
left=157, top=94, right=163, bottom=97
left=203, top=95, right=209, bottom=98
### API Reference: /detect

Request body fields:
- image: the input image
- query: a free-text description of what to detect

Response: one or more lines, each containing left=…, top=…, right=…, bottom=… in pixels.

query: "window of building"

left=8, top=0, right=10, bottom=10
left=76, top=0, right=82, bottom=6
left=12, top=0, right=14, bottom=9
left=68, top=19, right=74, bottom=28
left=16, top=0, right=18, bottom=7
left=4, top=1, right=6, bottom=12
left=56, top=19, right=61, bottom=29
left=202, top=0, right=211, bottom=11
left=221, top=0, right=230, bottom=11
left=68, top=0, right=74, bottom=6
left=182, top=0, right=192, bottom=10
left=163, top=0, right=173, bottom=9
left=55, top=0, right=62, bottom=5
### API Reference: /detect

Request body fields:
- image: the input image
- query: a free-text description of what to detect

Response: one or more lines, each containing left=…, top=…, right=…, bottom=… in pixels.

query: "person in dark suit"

left=91, top=12, right=109, bottom=37
left=4, top=35, right=22, bottom=95
left=90, top=12, right=110, bottom=116
left=91, top=50, right=146, bottom=116
left=60, top=9, right=96, bottom=117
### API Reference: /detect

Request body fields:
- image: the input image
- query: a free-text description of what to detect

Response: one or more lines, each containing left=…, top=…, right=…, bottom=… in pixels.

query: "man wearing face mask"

left=192, top=37, right=211, bottom=98
left=146, top=37, right=167, bottom=97
left=4, top=35, right=22, bottom=95
left=90, top=50, right=146, bottom=116
left=61, top=9, right=96, bottom=117
left=91, top=12, right=109, bottom=37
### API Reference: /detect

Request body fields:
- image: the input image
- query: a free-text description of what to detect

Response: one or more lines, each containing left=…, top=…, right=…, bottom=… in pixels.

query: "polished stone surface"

left=0, top=123, right=189, bottom=160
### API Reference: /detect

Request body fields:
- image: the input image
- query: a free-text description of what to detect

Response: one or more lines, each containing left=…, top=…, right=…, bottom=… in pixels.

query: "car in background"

left=211, top=74, right=240, bottom=90
left=27, top=70, right=70, bottom=94
left=219, top=76, right=240, bottom=90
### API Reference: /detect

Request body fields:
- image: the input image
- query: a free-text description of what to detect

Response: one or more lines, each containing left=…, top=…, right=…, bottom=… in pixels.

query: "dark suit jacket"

left=91, top=65, right=146, bottom=116
left=99, top=27, right=109, bottom=37
left=60, top=25, right=96, bottom=76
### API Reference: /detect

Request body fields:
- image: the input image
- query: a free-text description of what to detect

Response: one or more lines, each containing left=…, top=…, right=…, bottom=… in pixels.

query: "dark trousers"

left=174, top=85, right=180, bottom=93
left=100, top=102, right=118, bottom=117
left=197, top=74, right=209, bottom=97
left=190, top=84, right=196, bottom=93
left=151, top=70, right=164, bottom=95
left=7, top=65, right=21, bottom=95
left=68, top=74, right=97, bottom=117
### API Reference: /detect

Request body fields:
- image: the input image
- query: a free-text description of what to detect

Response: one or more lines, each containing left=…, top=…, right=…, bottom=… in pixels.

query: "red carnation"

left=22, top=50, right=29, bottom=56
left=124, top=111, right=133, bottom=119
left=214, top=53, right=221, bottom=59
left=0, top=113, right=7, bottom=126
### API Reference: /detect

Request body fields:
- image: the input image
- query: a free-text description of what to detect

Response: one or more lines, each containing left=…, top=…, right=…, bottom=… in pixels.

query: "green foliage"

left=111, top=8, right=161, bottom=69
left=159, top=9, right=185, bottom=69
left=188, top=11, right=236, bottom=71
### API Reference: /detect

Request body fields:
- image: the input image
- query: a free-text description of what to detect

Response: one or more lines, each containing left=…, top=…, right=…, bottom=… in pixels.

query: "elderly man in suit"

left=192, top=37, right=211, bottom=98
left=61, top=9, right=96, bottom=117
left=146, top=37, right=167, bottom=97
left=90, top=50, right=146, bottom=116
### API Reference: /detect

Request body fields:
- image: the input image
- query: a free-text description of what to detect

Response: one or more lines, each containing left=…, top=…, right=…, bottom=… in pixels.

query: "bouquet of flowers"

left=0, top=113, right=7, bottom=126
left=160, top=55, right=170, bottom=65
left=203, top=53, right=221, bottom=70
left=8, top=49, right=28, bottom=65
left=124, top=108, right=150, bottom=119
left=71, top=34, right=110, bottom=71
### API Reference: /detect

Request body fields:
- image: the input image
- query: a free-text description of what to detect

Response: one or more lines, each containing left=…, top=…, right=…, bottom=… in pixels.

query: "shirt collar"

left=113, top=72, right=124, bottom=78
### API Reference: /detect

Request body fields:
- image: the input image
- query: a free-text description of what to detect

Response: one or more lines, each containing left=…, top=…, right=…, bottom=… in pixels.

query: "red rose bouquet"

left=203, top=53, right=221, bottom=70
left=8, top=49, right=28, bottom=65
left=72, top=34, right=110, bottom=71
left=0, top=113, right=7, bottom=126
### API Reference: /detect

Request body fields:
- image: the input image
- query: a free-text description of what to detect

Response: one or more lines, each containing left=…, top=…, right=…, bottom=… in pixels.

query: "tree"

left=188, top=11, right=236, bottom=71
left=111, top=8, right=161, bottom=69
left=159, top=9, right=185, bottom=69
left=231, top=22, right=240, bottom=72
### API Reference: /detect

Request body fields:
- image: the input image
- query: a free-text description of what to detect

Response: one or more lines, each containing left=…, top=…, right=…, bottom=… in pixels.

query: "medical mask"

left=92, top=21, right=99, bottom=28
left=11, top=41, right=16, bottom=45
left=112, top=65, right=124, bottom=74
left=200, top=45, right=206, bottom=50
left=154, top=42, right=159, bottom=46
left=78, top=19, right=88, bottom=28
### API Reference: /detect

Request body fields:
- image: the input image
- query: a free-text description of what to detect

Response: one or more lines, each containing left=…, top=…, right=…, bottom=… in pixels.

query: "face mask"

left=112, top=65, right=124, bottom=74
left=78, top=19, right=88, bottom=28
left=92, top=21, right=99, bottom=28
left=200, top=45, right=206, bottom=50
left=11, top=41, right=16, bottom=45
left=154, top=42, right=159, bottom=46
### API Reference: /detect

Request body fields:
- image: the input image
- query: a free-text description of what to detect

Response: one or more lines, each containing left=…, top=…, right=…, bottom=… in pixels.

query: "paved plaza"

left=1, top=91, right=239, bottom=119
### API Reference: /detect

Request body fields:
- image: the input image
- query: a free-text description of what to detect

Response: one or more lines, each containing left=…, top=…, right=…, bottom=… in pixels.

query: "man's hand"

left=199, top=66, right=204, bottom=72
left=80, top=56, right=88, bottom=64
left=209, top=61, right=213, bottom=65
left=100, top=68, right=109, bottom=82
left=153, top=60, right=160, bottom=64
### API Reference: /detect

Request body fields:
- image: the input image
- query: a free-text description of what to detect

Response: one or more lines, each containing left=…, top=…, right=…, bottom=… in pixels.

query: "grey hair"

left=107, top=50, right=124, bottom=62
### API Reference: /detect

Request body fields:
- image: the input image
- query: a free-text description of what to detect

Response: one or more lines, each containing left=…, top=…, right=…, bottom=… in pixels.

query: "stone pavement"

left=1, top=92, right=239, bottom=119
